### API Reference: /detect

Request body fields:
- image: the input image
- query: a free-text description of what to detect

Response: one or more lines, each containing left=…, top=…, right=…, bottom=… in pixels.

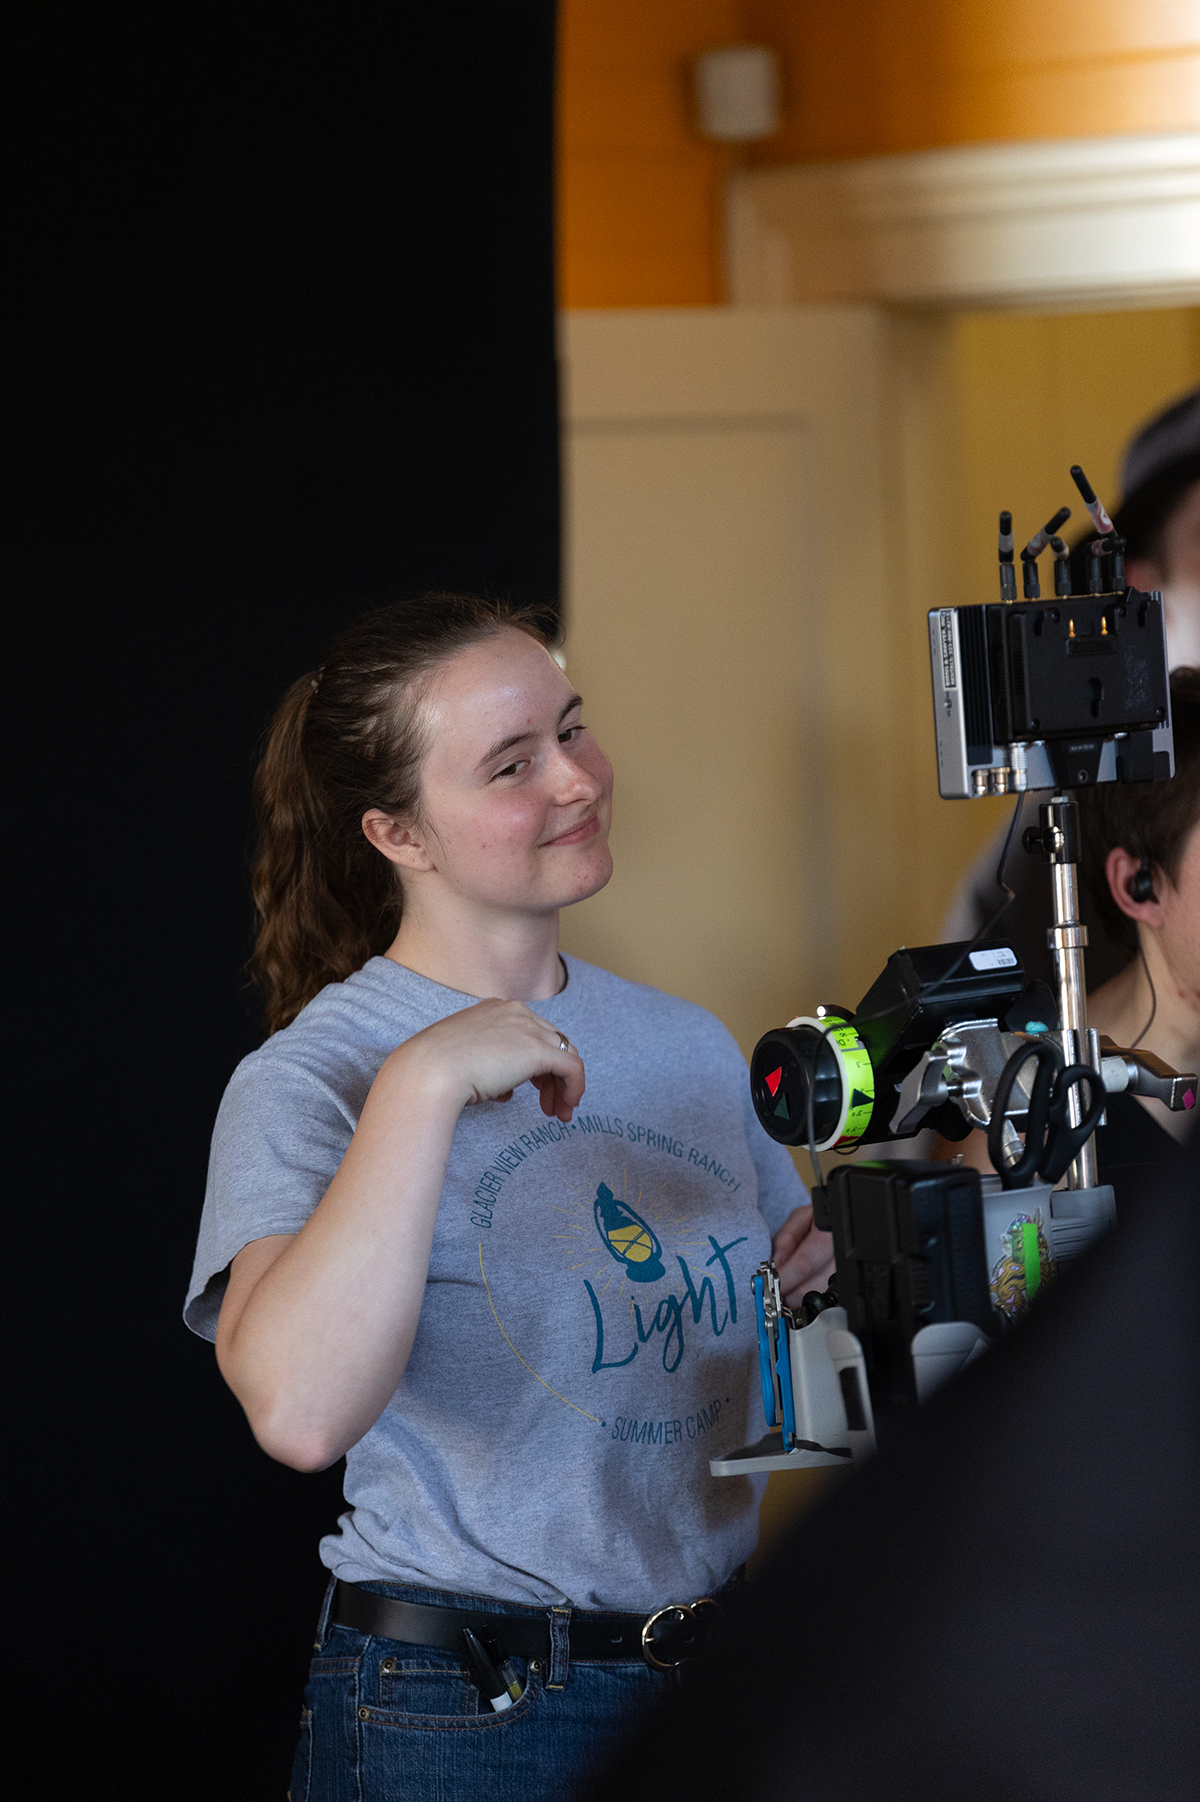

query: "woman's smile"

left=541, top=813, right=600, bottom=849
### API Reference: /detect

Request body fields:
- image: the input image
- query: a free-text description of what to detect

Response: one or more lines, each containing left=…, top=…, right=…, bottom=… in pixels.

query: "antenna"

left=1069, top=465, right=1116, bottom=537
left=1021, top=506, right=1071, bottom=562
left=1109, top=536, right=1126, bottom=591
left=1020, top=507, right=1071, bottom=599
left=1049, top=534, right=1071, bottom=597
left=998, top=510, right=1016, bottom=601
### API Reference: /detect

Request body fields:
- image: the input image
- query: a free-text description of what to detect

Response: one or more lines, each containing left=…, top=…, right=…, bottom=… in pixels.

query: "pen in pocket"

left=461, top=1627, right=522, bottom=1712
left=478, top=1624, right=524, bottom=1703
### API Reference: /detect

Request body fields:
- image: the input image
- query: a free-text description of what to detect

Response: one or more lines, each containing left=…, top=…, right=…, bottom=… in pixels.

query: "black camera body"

left=750, top=939, right=1050, bottom=1155
left=812, top=1161, right=995, bottom=1419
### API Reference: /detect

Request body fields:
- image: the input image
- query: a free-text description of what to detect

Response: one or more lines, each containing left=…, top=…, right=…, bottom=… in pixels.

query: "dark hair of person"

left=252, top=593, right=550, bottom=1035
left=1077, top=666, right=1200, bottom=961
left=1115, top=454, right=1200, bottom=565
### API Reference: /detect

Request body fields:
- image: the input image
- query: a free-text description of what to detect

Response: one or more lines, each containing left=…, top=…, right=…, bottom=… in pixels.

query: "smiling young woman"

left=184, top=593, right=832, bottom=1802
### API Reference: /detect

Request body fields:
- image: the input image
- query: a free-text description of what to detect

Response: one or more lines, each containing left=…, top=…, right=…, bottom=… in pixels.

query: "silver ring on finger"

left=555, top=1031, right=570, bottom=1052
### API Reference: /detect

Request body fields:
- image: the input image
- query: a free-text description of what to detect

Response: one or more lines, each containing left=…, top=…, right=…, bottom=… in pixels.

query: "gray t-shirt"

left=185, top=954, right=804, bottom=1610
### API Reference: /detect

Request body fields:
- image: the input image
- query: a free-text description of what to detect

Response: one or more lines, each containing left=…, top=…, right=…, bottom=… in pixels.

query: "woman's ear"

left=362, top=809, right=434, bottom=872
left=1105, top=845, right=1163, bottom=925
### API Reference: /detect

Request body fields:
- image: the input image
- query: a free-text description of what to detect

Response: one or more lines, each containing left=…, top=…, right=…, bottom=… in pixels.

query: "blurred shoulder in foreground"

left=588, top=1126, right=1200, bottom=1802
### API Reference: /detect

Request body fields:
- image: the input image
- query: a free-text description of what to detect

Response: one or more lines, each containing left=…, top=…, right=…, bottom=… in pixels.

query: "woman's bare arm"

left=214, top=1000, right=583, bottom=1472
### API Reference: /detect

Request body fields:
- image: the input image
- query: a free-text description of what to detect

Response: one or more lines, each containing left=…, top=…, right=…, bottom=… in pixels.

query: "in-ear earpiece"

left=1130, top=857, right=1155, bottom=904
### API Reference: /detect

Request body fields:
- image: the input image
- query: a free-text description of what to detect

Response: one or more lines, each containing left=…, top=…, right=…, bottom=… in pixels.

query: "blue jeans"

left=289, top=1577, right=692, bottom=1802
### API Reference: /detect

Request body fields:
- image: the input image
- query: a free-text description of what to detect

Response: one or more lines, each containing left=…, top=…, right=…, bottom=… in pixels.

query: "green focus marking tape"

left=1022, top=1221, right=1041, bottom=1299
left=825, top=1017, right=875, bottom=1149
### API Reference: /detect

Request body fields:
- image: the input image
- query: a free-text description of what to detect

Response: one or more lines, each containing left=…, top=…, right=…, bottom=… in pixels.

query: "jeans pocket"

left=374, top=1650, right=479, bottom=1719
left=363, top=1655, right=543, bottom=1730
left=302, top=1651, right=362, bottom=1802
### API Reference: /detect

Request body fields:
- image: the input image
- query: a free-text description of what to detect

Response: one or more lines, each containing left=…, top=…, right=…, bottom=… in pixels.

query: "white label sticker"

left=939, top=611, right=957, bottom=689
left=969, top=946, right=1018, bottom=971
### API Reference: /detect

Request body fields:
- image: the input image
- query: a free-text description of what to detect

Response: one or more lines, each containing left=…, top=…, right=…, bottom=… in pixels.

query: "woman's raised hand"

left=394, top=998, right=585, bottom=1124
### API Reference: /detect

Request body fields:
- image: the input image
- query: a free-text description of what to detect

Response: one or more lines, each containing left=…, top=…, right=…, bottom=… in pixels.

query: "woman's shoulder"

left=559, top=956, right=744, bottom=1057
left=226, top=956, right=457, bottom=1101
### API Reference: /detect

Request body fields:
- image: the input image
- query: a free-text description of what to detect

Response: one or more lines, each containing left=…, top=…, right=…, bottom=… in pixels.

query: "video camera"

left=713, top=468, right=1197, bottom=1476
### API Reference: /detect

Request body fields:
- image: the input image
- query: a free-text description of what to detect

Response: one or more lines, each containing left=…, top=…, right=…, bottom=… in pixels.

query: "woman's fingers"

left=418, top=999, right=585, bottom=1118
left=532, top=1057, right=584, bottom=1123
left=772, top=1203, right=836, bottom=1308
left=772, top=1204, right=808, bottom=1260
left=526, top=1013, right=585, bottom=1115
left=551, top=1048, right=585, bottom=1113
left=779, top=1244, right=836, bottom=1310
left=532, top=1071, right=569, bottom=1122
left=530, top=1012, right=571, bottom=1045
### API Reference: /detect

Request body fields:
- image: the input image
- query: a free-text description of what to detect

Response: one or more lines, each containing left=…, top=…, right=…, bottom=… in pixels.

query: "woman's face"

left=1127, top=479, right=1200, bottom=670
left=402, top=627, right=614, bottom=917
left=1157, top=820, right=1200, bottom=1005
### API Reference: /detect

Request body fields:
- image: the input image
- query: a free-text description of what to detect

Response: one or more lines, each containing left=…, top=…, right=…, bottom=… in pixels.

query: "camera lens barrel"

left=750, top=1016, right=875, bottom=1151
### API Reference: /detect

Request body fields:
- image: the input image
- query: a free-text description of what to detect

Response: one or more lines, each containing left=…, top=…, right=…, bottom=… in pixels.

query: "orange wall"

left=559, top=0, right=1200, bottom=307
left=558, top=1, right=742, bottom=307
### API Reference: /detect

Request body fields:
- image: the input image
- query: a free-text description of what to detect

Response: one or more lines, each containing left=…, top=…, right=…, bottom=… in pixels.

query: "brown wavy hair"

left=251, top=593, right=550, bottom=1034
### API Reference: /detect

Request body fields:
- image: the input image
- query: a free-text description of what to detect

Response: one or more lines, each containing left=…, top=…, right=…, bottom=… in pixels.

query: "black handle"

left=1039, top=1065, right=1106, bottom=1185
left=988, top=1038, right=1062, bottom=1190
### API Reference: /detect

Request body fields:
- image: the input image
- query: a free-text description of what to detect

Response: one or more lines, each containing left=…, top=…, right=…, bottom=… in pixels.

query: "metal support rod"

left=1044, top=797, right=1099, bottom=1190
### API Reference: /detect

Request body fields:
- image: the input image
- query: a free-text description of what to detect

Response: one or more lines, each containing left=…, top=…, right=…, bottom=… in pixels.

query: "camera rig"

left=713, top=468, right=1197, bottom=1477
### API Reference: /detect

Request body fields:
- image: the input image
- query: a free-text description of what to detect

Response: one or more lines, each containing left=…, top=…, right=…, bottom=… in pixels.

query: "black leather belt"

left=331, top=1579, right=733, bottom=1670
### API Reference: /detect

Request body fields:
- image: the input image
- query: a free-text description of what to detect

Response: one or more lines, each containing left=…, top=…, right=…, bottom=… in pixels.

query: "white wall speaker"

left=694, top=45, right=781, bottom=143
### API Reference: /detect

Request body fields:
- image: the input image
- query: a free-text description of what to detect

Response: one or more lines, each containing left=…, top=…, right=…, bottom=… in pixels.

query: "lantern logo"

left=593, top=1182, right=666, bottom=1282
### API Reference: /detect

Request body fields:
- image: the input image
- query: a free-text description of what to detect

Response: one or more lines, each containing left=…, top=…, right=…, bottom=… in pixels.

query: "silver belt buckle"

left=640, top=1596, right=723, bottom=1670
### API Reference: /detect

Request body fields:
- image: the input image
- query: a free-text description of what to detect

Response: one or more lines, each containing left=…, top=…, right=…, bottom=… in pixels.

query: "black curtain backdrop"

left=9, top=5, right=558, bottom=1796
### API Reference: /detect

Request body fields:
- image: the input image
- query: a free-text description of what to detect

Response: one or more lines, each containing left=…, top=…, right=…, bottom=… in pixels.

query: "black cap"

left=1085, top=387, right=1200, bottom=567
left=1120, top=388, right=1200, bottom=505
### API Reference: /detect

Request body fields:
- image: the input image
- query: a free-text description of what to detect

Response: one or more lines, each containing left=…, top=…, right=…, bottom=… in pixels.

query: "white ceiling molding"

left=726, top=133, right=1200, bottom=311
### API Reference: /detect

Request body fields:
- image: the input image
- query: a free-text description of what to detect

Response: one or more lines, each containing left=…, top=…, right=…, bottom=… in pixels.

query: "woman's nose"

left=550, top=742, right=603, bottom=802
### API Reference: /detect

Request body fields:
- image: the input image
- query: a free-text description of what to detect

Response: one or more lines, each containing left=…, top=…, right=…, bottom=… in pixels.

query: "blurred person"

left=1075, top=665, right=1200, bottom=1186
left=943, top=387, right=1200, bottom=992
left=938, top=667, right=1199, bottom=1200
left=1118, top=387, right=1200, bottom=670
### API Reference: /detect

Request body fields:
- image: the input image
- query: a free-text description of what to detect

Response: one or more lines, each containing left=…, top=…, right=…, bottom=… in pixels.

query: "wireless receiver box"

left=929, top=590, right=1174, bottom=799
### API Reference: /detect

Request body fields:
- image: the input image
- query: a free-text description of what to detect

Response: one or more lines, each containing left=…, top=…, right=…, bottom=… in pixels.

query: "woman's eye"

left=492, top=727, right=582, bottom=778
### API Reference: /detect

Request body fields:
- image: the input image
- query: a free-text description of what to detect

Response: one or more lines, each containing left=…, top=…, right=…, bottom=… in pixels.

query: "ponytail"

left=251, top=593, right=550, bottom=1034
